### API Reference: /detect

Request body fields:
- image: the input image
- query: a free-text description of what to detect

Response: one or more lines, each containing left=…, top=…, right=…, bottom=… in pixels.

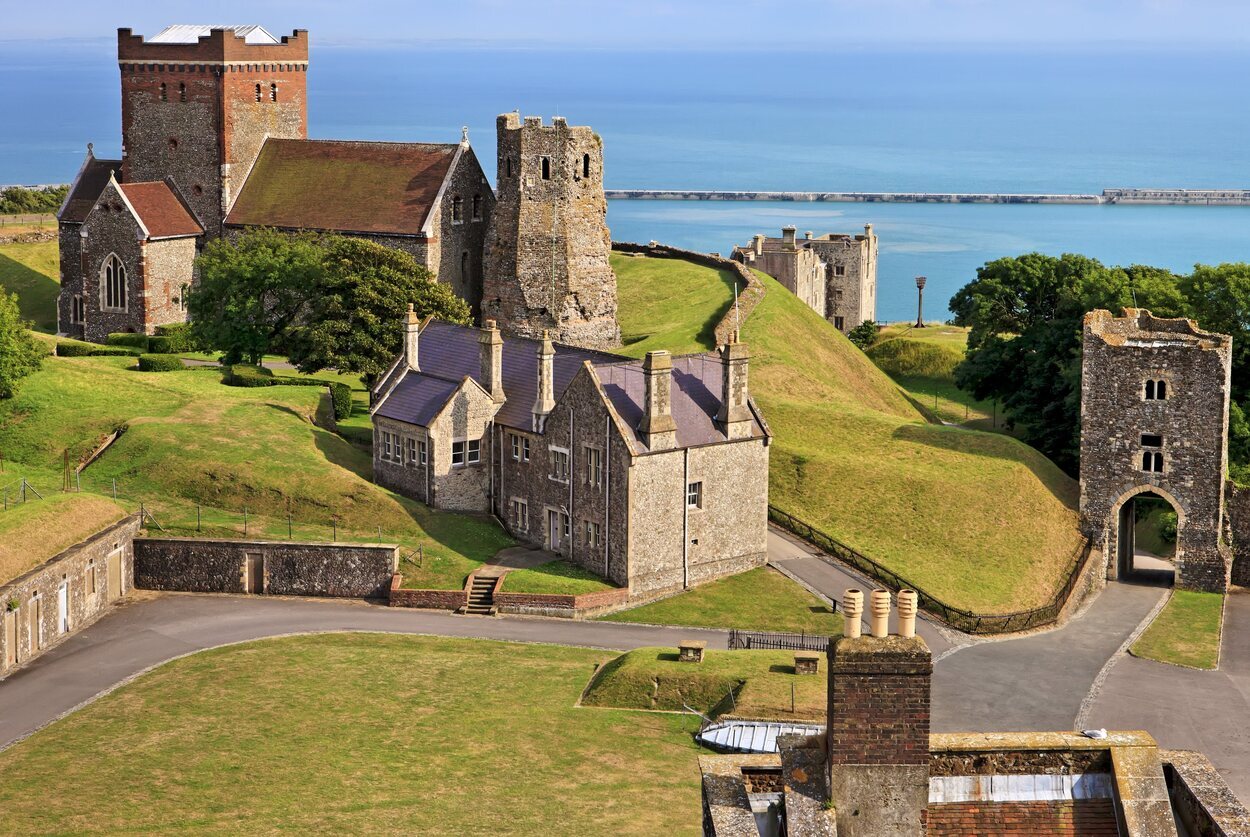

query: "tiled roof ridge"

left=266, top=137, right=460, bottom=150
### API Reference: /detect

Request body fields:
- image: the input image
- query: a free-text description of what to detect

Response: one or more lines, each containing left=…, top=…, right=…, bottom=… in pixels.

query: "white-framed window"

left=418, top=439, right=427, bottom=466
left=1145, top=379, right=1168, bottom=401
left=549, top=447, right=570, bottom=483
left=522, top=437, right=531, bottom=462
left=452, top=440, right=466, bottom=467
left=452, top=438, right=481, bottom=467
left=511, top=433, right=521, bottom=461
left=512, top=499, right=529, bottom=532
left=467, top=438, right=480, bottom=464
left=382, top=432, right=394, bottom=461
left=100, top=253, right=127, bottom=312
left=405, top=437, right=417, bottom=466
left=585, top=520, right=601, bottom=549
left=585, top=446, right=603, bottom=489
left=562, top=512, right=571, bottom=541
left=687, top=481, right=703, bottom=510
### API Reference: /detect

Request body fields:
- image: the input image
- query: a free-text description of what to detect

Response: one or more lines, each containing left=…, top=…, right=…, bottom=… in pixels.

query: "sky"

left=6, top=0, right=1250, bottom=49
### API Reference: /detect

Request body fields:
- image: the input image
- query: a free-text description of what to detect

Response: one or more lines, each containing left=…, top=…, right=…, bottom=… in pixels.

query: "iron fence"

left=727, top=628, right=832, bottom=652
left=768, top=505, right=1092, bottom=635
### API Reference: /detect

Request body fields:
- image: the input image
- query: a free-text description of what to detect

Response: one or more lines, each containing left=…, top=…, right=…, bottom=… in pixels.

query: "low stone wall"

left=612, top=241, right=766, bottom=345
left=0, top=514, right=141, bottom=678
left=1162, top=749, right=1250, bottom=837
left=494, top=586, right=630, bottom=618
left=134, top=538, right=399, bottom=599
left=387, top=574, right=466, bottom=610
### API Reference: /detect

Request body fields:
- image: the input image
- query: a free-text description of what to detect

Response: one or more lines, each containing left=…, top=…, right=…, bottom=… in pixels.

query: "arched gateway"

left=1079, top=309, right=1232, bottom=592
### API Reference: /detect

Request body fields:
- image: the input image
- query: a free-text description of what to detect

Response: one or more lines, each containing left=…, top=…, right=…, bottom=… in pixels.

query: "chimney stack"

left=715, top=337, right=752, bottom=440
left=404, top=304, right=420, bottom=372
left=752, top=234, right=765, bottom=257
left=805, top=230, right=814, bottom=240
left=640, top=350, right=678, bottom=450
left=864, top=223, right=874, bottom=238
left=782, top=225, right=797, bottom=248
left=532, top=330, right=556, bottom=432
left=826, top=589, right=932, bottom=837
left=480, top=319, right=505, bottom=403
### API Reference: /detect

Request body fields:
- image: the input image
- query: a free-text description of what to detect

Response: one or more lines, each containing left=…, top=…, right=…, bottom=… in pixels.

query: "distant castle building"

left=731, top=224, right=877, bottom=334
left=482, top=114, right=620, bottom=350
left=56, top=26, right=618, bottom=348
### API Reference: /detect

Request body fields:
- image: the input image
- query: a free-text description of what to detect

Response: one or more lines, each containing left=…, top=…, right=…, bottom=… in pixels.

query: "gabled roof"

left=58, top=150, right=122, bottom=224
left=149, top=24, right=277, bottom=44
left=225, top=139, right=463, bottom=237
left=116, top=181, right=204, bottom=239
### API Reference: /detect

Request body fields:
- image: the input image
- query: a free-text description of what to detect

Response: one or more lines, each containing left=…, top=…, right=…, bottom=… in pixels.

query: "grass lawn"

left=501, top=559, right=617, bottom=595
left=600, top=566, right=841, bottom=634
left=1131, top=590, right=1224, bottom=670
left=0, top=239, right=59, bottom=331
left=866, top=323, right=999, bottom=428
left=613, top=252, right=737, bottom=356
left=0, top=634, right=705, bottom=835
left=582, top=647, right=826, bottom=720
left=0, top=493, right=127, bottom=585
left=614, top=258, right=1083, bottom=614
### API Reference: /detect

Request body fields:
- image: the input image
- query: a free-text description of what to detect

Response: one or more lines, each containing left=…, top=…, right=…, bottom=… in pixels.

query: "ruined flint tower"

left=481, top=114, right=619, bottom=349
left=117, top=26, right=309, bottom=236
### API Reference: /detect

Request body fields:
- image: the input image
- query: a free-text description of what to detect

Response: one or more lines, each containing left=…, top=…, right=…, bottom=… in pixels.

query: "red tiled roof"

left=225, top=139, right=460, bottom=236
left=117, top=181, right=204, bottom=239
left=59, top=156, right=122, bottom=224
left=927, top=799, right=1119, bottom=836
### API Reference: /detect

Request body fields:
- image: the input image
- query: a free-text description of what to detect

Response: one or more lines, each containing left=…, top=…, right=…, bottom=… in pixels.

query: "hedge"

left=223, top=364, right=276, bottom=387
left=106, top=333, right=151, bottom=351
left=137, top=353, right=184, bottom=372
left=329, top=382, right=353, bottom=420
left=222, top=365, right=353, bottom=420
left=56, top=340, right=138, bottom=358
left=153, top=323, right=196, bottom=353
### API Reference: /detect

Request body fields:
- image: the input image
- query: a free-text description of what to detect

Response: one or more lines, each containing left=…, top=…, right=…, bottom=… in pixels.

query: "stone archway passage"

left=1112, top=490, right=1178, bottom=585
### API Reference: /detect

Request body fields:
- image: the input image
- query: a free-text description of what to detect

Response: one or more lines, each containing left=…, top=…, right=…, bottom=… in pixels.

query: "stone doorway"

left=1114, top=490, right=1178, bottom=586
left=244, top=553, right=264, bottom=594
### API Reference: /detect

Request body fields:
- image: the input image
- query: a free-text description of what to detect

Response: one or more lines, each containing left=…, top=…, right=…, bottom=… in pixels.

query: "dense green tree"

left=0, top=291, right=43, bottom=398
left=1179, top=263, right=1250, bottom=404
left=188, top=228, right=324, bottom=366
left=286, top=237, right=471, bottom=381
left=846, top=320, right=880, bottom=350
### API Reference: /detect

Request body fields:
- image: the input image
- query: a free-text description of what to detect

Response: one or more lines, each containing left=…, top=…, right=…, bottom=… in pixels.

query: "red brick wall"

left=827, top=637, right=932, bottom=766
left=494, top=586, right=629, bottom=616
left=927, top=799, right=1118, bottom=836
left=387, top=575, right=465, bottom=610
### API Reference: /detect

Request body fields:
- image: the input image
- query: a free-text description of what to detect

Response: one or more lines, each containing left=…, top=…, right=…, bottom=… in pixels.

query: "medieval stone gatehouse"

left=1079, top=308, right=1233, bottom=592
left=481, top=114, right=620, bottom=350
left=732, top=224, right=878, bottom=334
left=369, top=311, right=769, bottom=596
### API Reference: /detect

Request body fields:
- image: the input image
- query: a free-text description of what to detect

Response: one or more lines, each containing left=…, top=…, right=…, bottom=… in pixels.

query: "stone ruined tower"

left=117, top=26, right=309, bottom=236
left=481, top=114, right=619, bottom=350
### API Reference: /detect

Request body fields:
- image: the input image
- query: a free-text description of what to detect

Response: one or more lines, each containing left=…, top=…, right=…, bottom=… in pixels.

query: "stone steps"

left=465, top=575, right=496, bottom=616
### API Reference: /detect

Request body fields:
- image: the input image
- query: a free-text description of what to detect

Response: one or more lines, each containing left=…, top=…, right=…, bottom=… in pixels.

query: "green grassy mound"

left=500, top=559, right=616, bottom=595
left=0, top=494, right=128, bottom=585
left=600, top=567, right=840, bottom=634
left=866, top=336, right=962, bottom=379
left=614, top=256, right=1083, bottom=614
left=612, top=253, right=736, bottom=356
left=0, top=634, right=702, bottom=835
left=1131, top=590, right=1224, bottom=670
left=582, top=647, right=826, bottom=720
left=0, top=239, right=58, bottom=332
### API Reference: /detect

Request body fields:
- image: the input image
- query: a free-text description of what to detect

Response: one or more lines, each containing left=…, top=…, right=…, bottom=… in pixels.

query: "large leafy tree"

left=189, top=228, right=324, bottom=366
left=286, top=237, right=471, bottom=381
left=0, top=291, right=43, bottom=398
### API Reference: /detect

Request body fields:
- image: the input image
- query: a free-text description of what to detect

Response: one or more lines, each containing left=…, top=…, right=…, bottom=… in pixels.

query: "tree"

left=846, top=320, right=880, bottom=350
left=286, top=237, right=471, bottom=381
left=188, top=228, right=324, bottom=366
left=1179, top=263, right=1250, bottom=404
left=0, top=291, right=43, bottom=398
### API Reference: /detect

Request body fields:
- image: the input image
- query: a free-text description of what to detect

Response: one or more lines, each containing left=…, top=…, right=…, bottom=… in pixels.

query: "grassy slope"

left=501, top=559, right=616, bottom=595
left=1131, top=590, right=1224, bottom=670
left=0, top=494, right=127, bottom=585
left=614, top=256, right=1083, bottom=614
left=583, top=647, right=826, bottom=720
left=0, top=634, right=703, bottom=835
left=0, top=355, right=510, bottom=589
left=600, top=566, right=841, bottom=634
left=0, top=239, right=59, bottom=332
left=868, top=323, right=999, bottom=427
left=612, top=253, right=736, bottom=356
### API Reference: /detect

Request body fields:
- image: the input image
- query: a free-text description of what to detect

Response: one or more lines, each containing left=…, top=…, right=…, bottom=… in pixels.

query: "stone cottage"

left=369, top=309, right=771, bottom=596
left=732, top=224, right=878, bottom=334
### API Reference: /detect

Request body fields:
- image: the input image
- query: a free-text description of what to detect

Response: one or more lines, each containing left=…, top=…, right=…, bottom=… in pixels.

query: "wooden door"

left=245, top=553, right=264, bottom=594
left=57, top=581, right=69, bottom=634
left=3, top=610, right=15, bottom=668
left=548, top=511, right=560, bottom=551
left=107, top=548, right=123, bottom=599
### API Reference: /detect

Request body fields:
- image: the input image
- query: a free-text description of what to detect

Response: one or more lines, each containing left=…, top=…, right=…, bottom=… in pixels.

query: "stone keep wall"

left=1079, top=309, right=1233, bottom=592
left=806, top=226, right=877, bottom=332
left=134, top=538, right=398, bottom=598
left=434, top=146, right=496, bottom=314
left=80, top=180, right=147, bottom=340
left=482, top=114, right=619, bottom=350
left=746, top=243, right=825, bottom=317
left=0, top=515, right=140, bottom=678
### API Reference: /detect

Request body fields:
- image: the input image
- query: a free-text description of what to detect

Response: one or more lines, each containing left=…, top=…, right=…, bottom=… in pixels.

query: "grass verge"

left=0, top=239, right=59, bottom=331
left=1131, top=590, right=1224, bottom=670
left=501, top=559, right=616, bottom=595
left=599, top=566, right=840, bottom=634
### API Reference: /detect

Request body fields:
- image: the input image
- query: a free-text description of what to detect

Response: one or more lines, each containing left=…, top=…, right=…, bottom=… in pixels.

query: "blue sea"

left=3, top=40, right=1249, bottom=322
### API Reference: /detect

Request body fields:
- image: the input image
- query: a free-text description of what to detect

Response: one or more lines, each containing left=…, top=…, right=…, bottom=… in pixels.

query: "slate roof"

left=374, top=321, right=768, bottom=450
left=59, top=154, right=122, bottom=224
left=117, top=181, right=204, bottom=239
left=225, top=139, right=460, bottom=236
left=149, top=24, right=277, bottom=44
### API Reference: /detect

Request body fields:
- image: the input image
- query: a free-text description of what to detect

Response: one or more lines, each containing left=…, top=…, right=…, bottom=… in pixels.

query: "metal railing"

left=768, top=505, right=1092, bottom=635
left=727, top=628, right=832, bottom=652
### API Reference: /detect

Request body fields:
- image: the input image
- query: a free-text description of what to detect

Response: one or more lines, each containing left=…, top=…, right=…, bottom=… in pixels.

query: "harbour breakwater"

left=605, top=188, right=1250, bottom=206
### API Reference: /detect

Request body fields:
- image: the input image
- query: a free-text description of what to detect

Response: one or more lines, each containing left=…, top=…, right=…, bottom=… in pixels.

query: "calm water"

left=3, top=40, right=1248, bottom=320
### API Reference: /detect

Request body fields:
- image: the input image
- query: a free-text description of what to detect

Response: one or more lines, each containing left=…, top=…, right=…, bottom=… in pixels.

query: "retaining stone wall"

left=494, top=586, right=629, bottom=618
left=387, top=575, right=466, bottom=610
left=1225, top=482, right=1250, bottom=587
left=134, top=538, right=398, bottom=598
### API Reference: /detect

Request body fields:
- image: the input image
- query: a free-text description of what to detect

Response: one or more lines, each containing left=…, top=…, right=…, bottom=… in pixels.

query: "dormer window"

left=1145, top=379, right=1168, bottom=400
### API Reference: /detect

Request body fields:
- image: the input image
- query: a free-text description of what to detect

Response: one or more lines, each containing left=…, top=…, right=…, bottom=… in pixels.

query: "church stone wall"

left=80, top=181, right=147, bottom=341
left=434, top=147, right=496, bottom=315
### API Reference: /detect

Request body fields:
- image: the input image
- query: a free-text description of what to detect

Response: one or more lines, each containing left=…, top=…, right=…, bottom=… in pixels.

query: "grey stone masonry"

left=1080, top=309, right=1233, bottom=592
left=482, top=114, right=619, bottom=350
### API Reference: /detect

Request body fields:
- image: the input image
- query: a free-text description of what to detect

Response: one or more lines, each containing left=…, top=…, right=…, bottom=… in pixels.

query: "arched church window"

left=270, top=83, right=278, bottom=102
left=255, top=83, right=262, bottom=103
left=101, top=254, right=126, bottom=312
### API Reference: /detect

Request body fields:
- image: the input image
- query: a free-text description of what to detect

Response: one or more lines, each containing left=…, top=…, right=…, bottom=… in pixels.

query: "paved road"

left=1086, top=589, right=1250, bottom=803
left=0, top=593, right=728, bottom=750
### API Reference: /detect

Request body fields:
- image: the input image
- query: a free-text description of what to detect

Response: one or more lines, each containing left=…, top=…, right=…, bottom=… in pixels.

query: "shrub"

left=147, top=336, right=175, bottom=354
left=330, top=382, right=353, bottom=420
left=137, top=353, right=184, bottom=372
left=865, top=339, right=962, bottom=379
left=846, top=320, right=880, bottom=350
left=56, top=340, right=138, bottom=358
left=224, top=364, right=276, bottom=388
left=107, top=333, right=151, bottom=351
left=153, top=322, right=197, bottom=353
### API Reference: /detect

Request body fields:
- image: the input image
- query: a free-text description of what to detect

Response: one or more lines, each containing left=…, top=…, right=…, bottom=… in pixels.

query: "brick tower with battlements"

left=481, top=114, right=619, bottom=350
left=117, top=25, right=309, bottom=236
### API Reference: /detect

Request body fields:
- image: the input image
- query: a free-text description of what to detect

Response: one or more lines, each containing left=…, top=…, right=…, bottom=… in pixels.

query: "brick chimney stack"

left=826, top=590, right=932, bottom=836
left=480, top=319, right=505, bottom=403
left=640, top=350, right=678, bottom=451
left=716, top=338, right=752, bottom=440
left=404, top=304, right=420, bottom=372
left=532, top=330, right=556, bottom=432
